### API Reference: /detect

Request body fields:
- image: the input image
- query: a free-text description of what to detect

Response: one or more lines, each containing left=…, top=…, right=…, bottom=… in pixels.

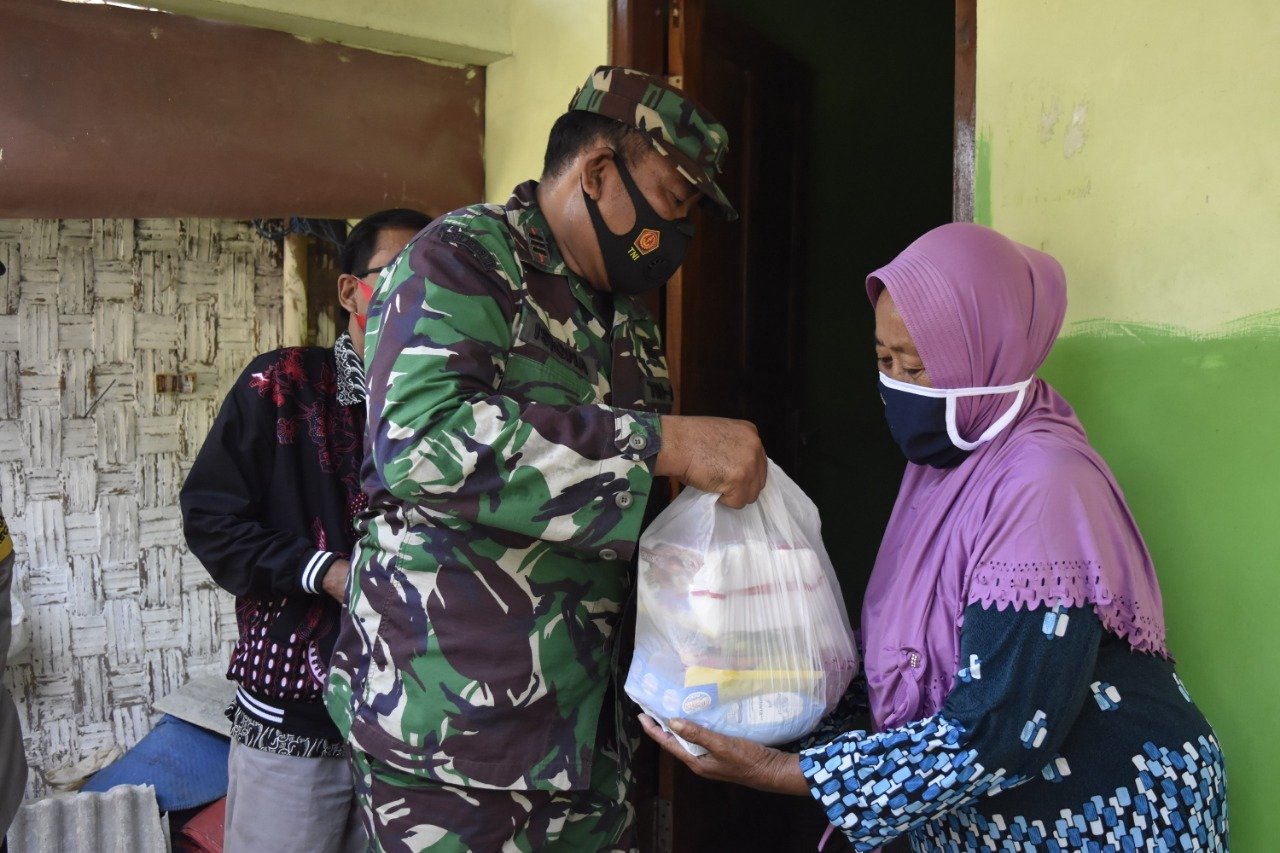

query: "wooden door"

left=615, top=2, right=842, bottom=850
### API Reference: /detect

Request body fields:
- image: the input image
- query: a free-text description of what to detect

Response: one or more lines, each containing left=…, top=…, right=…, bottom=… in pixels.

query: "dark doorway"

left=614, top=2, right=957, bottom=849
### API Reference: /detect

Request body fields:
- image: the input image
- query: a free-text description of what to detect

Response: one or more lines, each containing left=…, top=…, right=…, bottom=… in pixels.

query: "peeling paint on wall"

left=1062, top=103, right=1088, bottom=158
left=0, top=218, right=282, bottom=798
left=1039, top=97, right=1061, bottom=144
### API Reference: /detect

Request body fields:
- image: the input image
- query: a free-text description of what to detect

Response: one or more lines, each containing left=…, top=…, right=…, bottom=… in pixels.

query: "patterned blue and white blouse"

left=801, top=604, right=1227, bottom=851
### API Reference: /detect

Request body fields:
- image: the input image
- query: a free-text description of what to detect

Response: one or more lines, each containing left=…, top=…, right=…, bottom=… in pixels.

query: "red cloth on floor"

left=177, top=797, right=225, bottom=853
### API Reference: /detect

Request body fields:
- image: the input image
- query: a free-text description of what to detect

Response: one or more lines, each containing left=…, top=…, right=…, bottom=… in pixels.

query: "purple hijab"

left=862, top=223, right=1168, bottom=730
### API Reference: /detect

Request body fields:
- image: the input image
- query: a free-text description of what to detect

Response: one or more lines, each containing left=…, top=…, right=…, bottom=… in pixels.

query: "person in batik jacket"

left=181, top=209, right=429, bottom=853
left=326, top=67, right=768, bottom=852
left=641, top=224, right=1227, bottom=852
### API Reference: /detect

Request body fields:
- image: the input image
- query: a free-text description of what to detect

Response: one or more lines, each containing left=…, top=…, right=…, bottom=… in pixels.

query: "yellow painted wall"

left=483, top=0, right=610, bottom=202
left=977, top=2, right=1280, bottom=331
left=979, top=2, right=1280, bottom=847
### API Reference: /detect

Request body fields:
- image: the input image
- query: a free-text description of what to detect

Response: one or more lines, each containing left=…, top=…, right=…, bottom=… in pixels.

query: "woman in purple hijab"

left=641, top=224, right=1227, bottom=851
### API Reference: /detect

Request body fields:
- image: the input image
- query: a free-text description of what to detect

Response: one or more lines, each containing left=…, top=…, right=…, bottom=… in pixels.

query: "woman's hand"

left=638, top=714, right=810, bottom=797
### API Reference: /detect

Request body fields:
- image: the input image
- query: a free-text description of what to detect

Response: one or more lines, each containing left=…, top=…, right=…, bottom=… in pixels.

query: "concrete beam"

left=141, top=0, right=513, bottom=65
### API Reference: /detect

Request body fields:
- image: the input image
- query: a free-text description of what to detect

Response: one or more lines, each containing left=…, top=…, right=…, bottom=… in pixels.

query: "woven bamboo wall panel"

left=0, top=218, right=281, bottom=797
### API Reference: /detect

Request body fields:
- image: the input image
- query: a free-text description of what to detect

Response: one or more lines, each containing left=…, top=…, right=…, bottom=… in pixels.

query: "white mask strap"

left=879, top=373, right=1034, bottom=451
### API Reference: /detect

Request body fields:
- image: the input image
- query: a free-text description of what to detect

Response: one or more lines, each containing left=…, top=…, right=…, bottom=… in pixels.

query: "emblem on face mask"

left=630, top=228, right=661, bottom=259
left=582, top=156, right=693, bottom=295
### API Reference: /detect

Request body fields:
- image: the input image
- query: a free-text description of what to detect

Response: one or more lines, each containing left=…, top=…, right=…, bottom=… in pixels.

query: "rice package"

left=625, top=460, right=858, bottom=755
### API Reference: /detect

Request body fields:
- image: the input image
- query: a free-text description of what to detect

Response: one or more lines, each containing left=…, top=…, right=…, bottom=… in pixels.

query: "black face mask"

left=878, top=371, right=1034, bottom=469
left=582, top=155, right=694, bottom=295
left=879, top=381, right=972, bottom=469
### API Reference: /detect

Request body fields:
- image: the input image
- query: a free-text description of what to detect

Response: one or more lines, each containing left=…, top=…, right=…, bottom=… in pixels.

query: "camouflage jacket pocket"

left=501, top=312, right=599, bottom=406
left=501, top=352, right=595, bottom=405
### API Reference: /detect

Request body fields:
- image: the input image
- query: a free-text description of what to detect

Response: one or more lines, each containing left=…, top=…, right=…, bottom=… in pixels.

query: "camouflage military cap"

left=568, top=66, right=738, bottom=221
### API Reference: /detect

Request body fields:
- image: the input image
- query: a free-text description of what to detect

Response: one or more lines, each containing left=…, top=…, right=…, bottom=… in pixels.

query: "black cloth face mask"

left=581, top=154, right=694, bottom=296
left=878, top=371, right=1034, bottom=468
left=879, top=380, right=972, bottom=469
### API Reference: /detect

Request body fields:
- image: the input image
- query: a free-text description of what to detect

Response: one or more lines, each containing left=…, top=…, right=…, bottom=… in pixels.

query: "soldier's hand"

left=654, top=415, right=767, bottom=507
left=321, top=558, right=351, bottom=602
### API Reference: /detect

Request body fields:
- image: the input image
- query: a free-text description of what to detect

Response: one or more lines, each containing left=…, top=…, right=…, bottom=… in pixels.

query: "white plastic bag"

left=625, top=460, right=858, bottom=755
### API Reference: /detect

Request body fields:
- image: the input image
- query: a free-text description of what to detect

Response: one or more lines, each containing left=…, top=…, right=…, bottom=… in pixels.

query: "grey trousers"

left=225, top=738, right=366, bottom=853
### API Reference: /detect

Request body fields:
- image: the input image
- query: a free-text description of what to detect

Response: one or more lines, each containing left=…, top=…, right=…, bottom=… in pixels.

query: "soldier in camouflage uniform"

left=326, top=67, right=767, bottom=852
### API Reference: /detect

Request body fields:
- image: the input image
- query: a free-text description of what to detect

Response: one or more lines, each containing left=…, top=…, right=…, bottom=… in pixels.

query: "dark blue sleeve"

left=800, top=604, right=1102, bottom=850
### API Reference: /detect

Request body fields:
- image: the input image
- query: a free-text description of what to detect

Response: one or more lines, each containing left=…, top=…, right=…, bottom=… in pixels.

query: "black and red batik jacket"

left=181, top=332, right=367, bottom=742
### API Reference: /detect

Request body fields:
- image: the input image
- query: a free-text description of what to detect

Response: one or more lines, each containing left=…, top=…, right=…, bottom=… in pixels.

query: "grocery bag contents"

left=687, top=544, right=845, bottom=636
left=625, top=461, right=858, bottom=755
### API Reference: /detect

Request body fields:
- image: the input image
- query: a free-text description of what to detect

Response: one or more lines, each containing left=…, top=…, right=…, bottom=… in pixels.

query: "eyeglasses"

left=352, top=265, right=386, bottom=279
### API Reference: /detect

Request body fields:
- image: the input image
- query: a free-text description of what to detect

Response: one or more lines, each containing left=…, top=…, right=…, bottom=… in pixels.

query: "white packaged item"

left=626, top=460, right=858, bottom=755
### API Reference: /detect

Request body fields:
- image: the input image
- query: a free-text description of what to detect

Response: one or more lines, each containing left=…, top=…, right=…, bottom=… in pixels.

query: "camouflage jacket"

left=327, top=181, right=671, bottom=791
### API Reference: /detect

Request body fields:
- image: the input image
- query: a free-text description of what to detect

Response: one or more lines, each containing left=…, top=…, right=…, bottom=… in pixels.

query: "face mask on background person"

left=878, top=372, right=1033, bottom=468
left=352, top=269, right=382, bottom=332
left=582, top=155, right=694, bottom=296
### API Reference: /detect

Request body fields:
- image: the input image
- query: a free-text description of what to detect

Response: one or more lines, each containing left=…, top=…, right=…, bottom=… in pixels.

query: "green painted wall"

left=980, top=2, right=1280, bottom=846
left=1041, top=321, right=1280, bottom=849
